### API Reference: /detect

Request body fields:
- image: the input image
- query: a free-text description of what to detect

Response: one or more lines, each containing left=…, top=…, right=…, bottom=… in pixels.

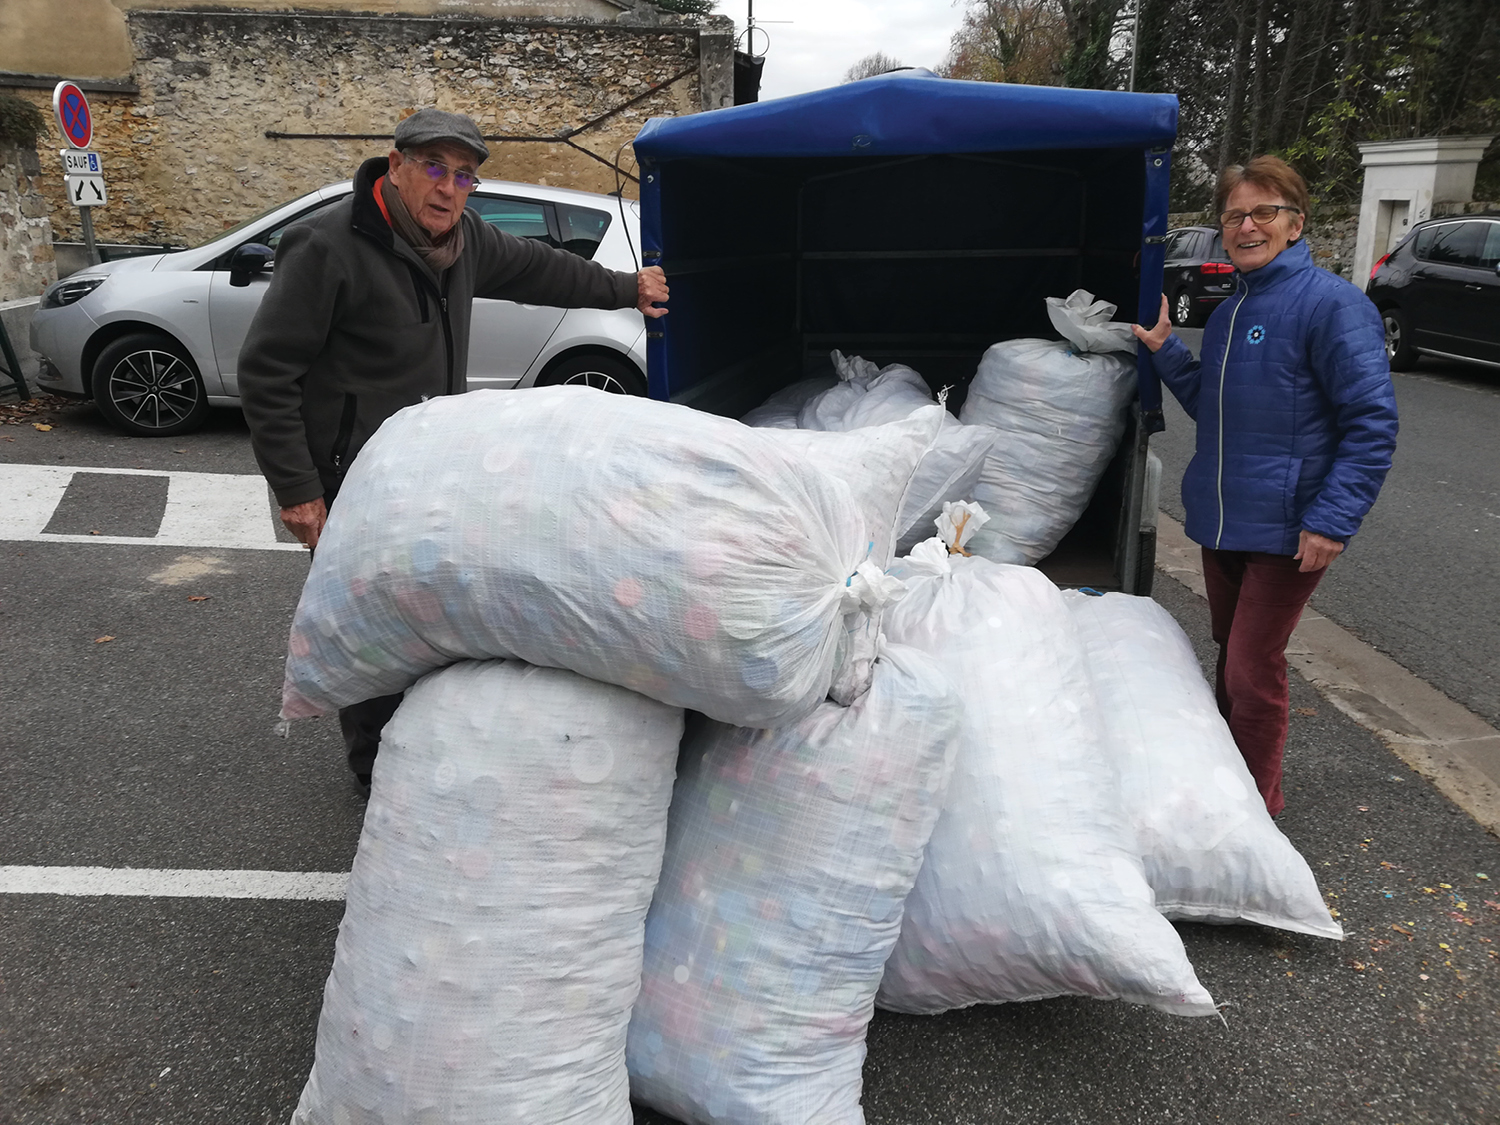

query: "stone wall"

left=2, top=8, right=724, bottom=249
left=0, top=0, right=651, bottom=82
left=1434, top=200, right=1500, bottom=217
left=0, top=140, right=57, bottom=301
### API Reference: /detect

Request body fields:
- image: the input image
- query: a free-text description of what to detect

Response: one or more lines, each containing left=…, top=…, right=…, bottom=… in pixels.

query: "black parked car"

left=1162, top=225, right=1236, bottom=327
left=1367, top=213, right=1500, bottom=371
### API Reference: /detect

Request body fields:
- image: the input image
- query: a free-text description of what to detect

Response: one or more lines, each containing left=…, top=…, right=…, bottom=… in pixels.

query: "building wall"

left=2, top=9, right=719, bottom=249
left=0, top=0, right=639, bottom=80
left=0, top=140, right=58, bottom=301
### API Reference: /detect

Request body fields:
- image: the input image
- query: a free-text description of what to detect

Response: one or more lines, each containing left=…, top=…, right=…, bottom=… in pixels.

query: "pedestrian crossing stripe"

left=0, top=865, right=349, bottom=901
left=0, top=464, right=304, bottom=551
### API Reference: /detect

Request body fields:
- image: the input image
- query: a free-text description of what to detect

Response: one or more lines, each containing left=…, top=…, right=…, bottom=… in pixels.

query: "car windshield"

left=186, top=199, right=314, bottom=250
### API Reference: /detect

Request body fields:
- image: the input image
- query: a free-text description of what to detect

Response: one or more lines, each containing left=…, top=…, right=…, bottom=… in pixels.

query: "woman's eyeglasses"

left=417, top=158, right=480, bottom=191
left=1220, top=204, right=1301, bottom=229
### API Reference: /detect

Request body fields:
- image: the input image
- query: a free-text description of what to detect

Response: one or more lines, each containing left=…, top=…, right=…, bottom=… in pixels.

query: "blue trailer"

left=633, top=71, right=1179, bottom=593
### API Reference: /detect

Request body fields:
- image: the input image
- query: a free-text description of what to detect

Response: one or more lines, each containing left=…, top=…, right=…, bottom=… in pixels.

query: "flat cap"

left=393, top=107, right=489, bottom=164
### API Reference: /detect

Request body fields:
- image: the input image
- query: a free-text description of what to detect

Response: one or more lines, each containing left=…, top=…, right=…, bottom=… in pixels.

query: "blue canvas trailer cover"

left=633, top=71, right=1178, bottom=160
left=633, top=71, right=1178, bottom=430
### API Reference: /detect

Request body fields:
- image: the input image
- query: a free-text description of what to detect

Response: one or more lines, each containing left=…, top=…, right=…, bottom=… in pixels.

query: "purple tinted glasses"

left=418, top=158, right=480, bottom=191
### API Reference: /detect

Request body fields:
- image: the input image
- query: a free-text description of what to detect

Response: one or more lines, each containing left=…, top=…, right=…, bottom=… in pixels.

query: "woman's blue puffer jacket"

left=1153, top=239, right=1398, bottom=555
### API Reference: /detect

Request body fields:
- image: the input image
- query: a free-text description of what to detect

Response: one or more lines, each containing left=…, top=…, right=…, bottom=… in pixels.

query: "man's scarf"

left=378, top=173, right=465, bottom=272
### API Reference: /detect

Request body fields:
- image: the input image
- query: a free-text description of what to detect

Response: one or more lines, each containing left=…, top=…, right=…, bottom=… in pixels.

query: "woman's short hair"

left=1215, top=155, right=1310, bottom=218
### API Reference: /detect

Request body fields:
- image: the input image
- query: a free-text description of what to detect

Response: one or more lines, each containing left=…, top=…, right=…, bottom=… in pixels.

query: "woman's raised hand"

left=1131, top=294, right=1173, bottom=353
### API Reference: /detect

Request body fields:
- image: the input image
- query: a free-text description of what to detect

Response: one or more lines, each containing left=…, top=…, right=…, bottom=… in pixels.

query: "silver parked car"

left=31, top=179, right=649, bottom=436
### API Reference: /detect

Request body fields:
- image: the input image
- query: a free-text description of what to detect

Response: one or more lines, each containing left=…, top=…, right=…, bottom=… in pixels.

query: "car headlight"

left=41, top=276, right=107, bottom=309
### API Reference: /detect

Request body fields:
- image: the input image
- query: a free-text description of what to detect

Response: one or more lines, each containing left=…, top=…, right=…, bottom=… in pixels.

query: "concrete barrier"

left=0, top=296, right=42, bottom=396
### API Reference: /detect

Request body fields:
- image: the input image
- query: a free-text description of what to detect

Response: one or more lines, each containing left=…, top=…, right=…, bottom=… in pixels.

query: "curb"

left=1155, top=511, right=1500, bottom=837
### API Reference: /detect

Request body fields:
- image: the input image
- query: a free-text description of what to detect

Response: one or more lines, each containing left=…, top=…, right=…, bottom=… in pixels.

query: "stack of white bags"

left=743, top=349, right=997, bottom=554
left=285, top=339, right=1340, bottom=1125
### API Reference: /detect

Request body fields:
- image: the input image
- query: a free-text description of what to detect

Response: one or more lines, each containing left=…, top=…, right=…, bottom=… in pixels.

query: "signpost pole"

left=79, top=207, right=100, bottom=266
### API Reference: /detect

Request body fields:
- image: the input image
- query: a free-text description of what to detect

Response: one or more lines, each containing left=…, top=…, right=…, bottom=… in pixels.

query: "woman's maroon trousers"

left=1200, top=548, right=1327, bottom=817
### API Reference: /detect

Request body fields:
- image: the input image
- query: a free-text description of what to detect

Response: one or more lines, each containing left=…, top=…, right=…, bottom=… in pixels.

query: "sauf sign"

left=53, top=81, right=106, bottom=262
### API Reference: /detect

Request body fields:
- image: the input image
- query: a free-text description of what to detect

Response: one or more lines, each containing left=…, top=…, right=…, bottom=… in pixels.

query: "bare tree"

left=1058, top=0, right=1128, bottom=88
left=942, top=0, right=1069, bottom=85
left=1247, top=0, right=1269, bottom=154
left=844, top=52, right=907, bottom=83
left=1217, top=5, right=1252, bottom=171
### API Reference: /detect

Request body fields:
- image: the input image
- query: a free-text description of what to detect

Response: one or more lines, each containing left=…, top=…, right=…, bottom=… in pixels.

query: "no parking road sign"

left=53, top=82, right=93, bottom=150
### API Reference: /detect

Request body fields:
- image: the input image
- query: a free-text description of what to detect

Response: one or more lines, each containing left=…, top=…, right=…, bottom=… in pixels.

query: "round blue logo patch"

left=1246, top=324, right=1267, bottom=345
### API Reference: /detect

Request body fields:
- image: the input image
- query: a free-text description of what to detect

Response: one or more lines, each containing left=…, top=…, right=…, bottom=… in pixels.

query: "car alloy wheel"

left=535, top=352, right=646, bottom=397
left=1381, top=308, right=1416, bottom=372
left=92, top=331, right=211, bottom=436
left=557, top=367, right=632, bottom=394
left=1172, top=289, right=1201, bottom=328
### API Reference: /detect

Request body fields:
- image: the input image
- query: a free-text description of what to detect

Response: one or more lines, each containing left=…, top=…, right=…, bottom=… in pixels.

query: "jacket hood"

left=1239, top=238, right=1313, bottom=293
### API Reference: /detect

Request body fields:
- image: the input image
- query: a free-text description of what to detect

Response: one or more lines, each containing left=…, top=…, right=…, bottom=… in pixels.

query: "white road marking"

left=0, top=866, right=349, bottom=900
left=0, top=463, right=303, bottom=551
left=0, top=464, right=74, bottom=538
left=158, top=472, right=292, bottom=549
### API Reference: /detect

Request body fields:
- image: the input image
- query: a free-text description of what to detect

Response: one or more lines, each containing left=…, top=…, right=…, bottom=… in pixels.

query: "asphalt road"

left=2, top=394, right=1498, bottom=1125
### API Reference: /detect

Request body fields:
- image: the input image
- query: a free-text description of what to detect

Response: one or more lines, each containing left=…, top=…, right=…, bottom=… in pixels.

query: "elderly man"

left=239, top=108, right=668, bottom=795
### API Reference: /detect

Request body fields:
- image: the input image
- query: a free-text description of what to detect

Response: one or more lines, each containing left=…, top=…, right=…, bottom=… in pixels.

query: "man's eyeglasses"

left=1220, top=204, right=1301, bottom=229
left=415, top=158, right=480, bottom=192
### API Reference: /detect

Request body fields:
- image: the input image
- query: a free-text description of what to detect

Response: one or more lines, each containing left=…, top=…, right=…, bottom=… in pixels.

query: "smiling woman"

left=1216, top=159, right=1308, bottom=274
left=1131, top=154, right=1399, bottom=820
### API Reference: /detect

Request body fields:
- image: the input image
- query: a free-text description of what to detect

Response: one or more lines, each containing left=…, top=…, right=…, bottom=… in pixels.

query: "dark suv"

left=1162, top=225, right=1236, bottom=327
left=1366, top=214, right=1500, bottom=371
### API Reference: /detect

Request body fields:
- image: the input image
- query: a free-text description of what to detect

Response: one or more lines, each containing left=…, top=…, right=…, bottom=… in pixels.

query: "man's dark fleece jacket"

left=238, top=156, right=639, bottom=508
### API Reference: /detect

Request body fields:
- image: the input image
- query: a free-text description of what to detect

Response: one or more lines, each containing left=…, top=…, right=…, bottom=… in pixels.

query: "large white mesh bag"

left=796, top=351, right=934, bottom=432
left=958, top=290, right=1138, bottom=565
left=746, top=353, right=997, bottom=556
left=739, top=375, right=838, bottom=429
left=1064, top=591, right=1344, bottom=940
left=292, top=660, right=683, bottom=1125
left=875, top=532, right=1216, bottom=1017
left=758, top=406, right=947, bottom=565
left=758, top=408, right=947, bottom=705
left=281, top=386, right=899, bottom=728
left=626, top=643, right=963, bottom=1125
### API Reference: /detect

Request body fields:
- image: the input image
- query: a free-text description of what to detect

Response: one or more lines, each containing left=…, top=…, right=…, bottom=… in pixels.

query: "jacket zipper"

left=440, top=279, right=454, bottom=396
left=404, top=262, right=454, bottom=396
left=330, top=392, right=358, bottom=477
left=1215, top=275, right=1248, bottom=549
left=355, top=197, right=456, bottom=398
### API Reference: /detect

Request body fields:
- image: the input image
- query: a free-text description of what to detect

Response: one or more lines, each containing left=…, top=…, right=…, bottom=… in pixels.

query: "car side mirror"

left=229, top=243, right=275, bottom=288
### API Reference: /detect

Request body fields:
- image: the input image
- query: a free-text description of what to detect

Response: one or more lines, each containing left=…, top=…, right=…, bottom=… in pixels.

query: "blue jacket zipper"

left=1215, top=275, right=1248, bottom=550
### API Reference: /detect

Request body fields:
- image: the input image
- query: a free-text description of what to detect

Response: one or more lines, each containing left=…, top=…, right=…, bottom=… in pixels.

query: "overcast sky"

left=714, top=0, right=969, bottom=100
